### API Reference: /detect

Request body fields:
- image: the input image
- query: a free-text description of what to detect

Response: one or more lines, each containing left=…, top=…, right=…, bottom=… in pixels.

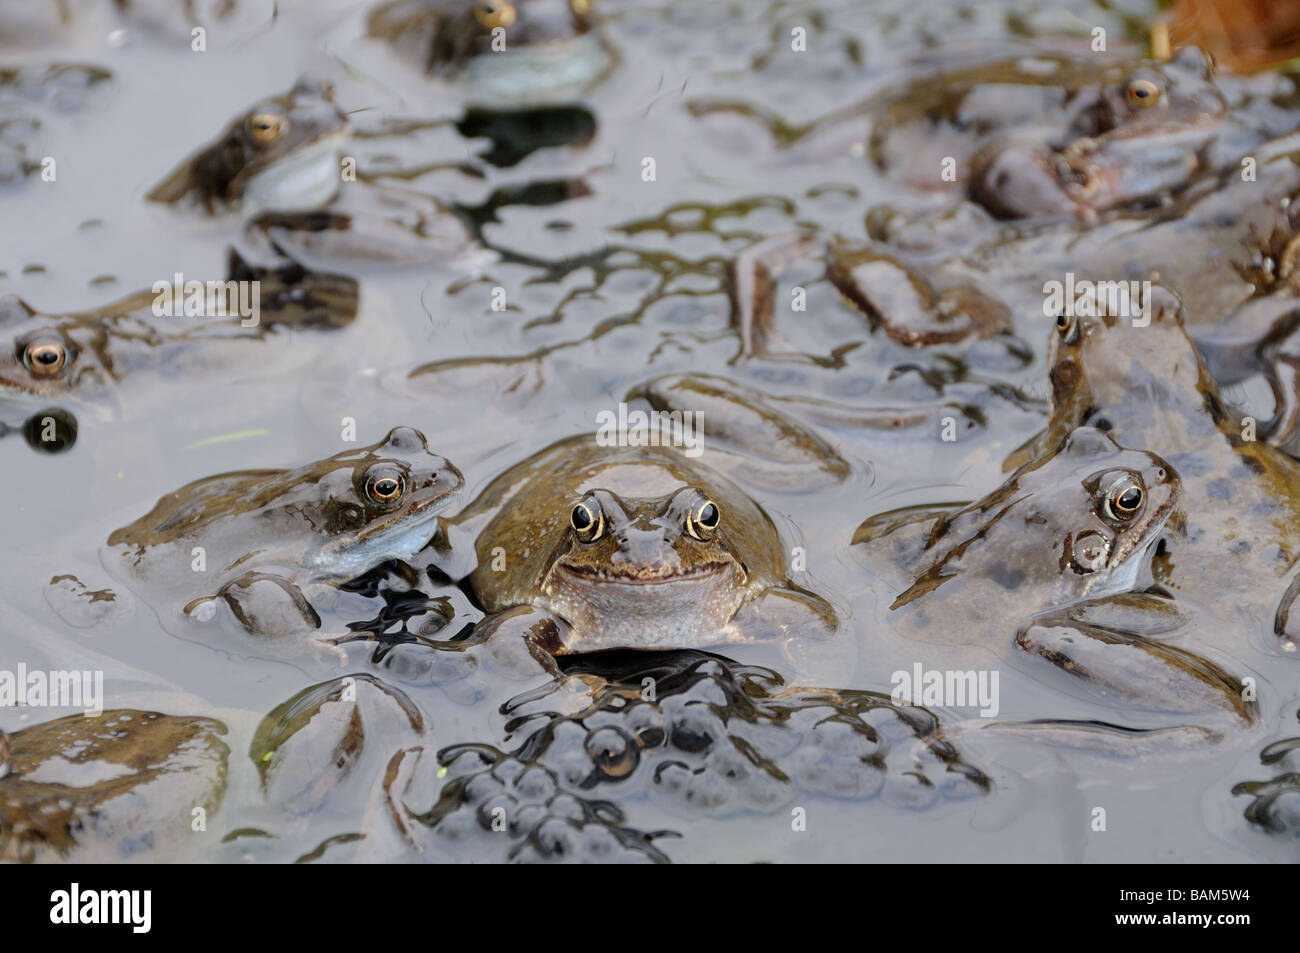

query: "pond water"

left=1, top=0, right=1298, bottom=863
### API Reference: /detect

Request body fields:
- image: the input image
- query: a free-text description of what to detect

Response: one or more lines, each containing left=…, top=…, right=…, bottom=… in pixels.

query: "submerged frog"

left=1009, top=286, right=1300, bottom=654
left=855, top=426, right=1256, bottom=736
left=0, top=252, right=357, bottom=414
left=0, top=710, right=228, bottom=862
left=431, top=436, right=837, bottom=680
left=876, top=133, right=1300, bottom=450
left=148, top=78, right=481, bottom=268
left=104, top=427, right=463, bottom=640
left=148, top=77, right=348, bottom=214
left=865, top=45, right=1261, bottom=221
left=366, top=0, right=612, bottom=101
left=967, top=47, right=1234, bottom=220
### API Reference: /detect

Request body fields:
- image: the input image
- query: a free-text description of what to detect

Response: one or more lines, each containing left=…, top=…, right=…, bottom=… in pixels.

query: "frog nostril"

left=1155, top=468, right=1166, bottom=481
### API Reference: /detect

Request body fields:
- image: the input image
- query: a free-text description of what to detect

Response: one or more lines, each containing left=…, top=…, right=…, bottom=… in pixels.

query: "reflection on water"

left=2, top=0, right=1300, bottom=863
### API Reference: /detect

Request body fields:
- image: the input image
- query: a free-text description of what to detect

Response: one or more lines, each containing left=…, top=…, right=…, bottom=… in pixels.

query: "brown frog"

left=1008, top=285, right=1300, bottom=657
left=429, top=435, right=838, bottom=683
left=855, top=425, right=1255, bottom=740
left=0, top=252, right=357, bottom=416
left=103, top=427, right=463, bottom=641
left=148, top=77, right=481, bottom=269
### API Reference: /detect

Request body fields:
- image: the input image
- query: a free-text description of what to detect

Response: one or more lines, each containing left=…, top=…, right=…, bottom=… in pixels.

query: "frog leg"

left=957, top=720, right=1222, bottom=757
left=626, top=371, right=955, bottom=491
left=1014, top=593, right=1256, bottom=725
left=201, top=571, right=322, bottom=638
left=1272, top=572, right=1300, bottom=653
left=1262, top=347, right=1300, bottom=459
left=472, top=605, right=567, bottom=679
left=472, top=606, right=608, bottom=713
left=728, top=587, right=850, bottom=686
left=729, top=231, right=819, bottom=360
left=967, top=135, right=1089, bottom=221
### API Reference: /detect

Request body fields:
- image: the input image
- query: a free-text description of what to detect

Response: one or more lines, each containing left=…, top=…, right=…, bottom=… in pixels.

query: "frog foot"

left=728, top=231, right=819, bottom=361
left=1015, top=593, right=1257, bottom=727
left=194, top=571, right=323, bottom=637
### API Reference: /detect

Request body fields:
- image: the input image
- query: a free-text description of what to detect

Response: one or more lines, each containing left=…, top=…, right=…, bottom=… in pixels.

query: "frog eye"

left=22, top=338, right=68, bottom=376
left=685, top=499, right=720, bottom=540
left=570, top=500, right=604, bottom=542
left=1126, top=78, right=1162, bottom=109
left=1102, top=476, right=1144, bottom=521
left=365, top=472, right=406, bottom=505
left=1055, top=310, right=1078, bottom=345
left=474, top=0, right=517, bottom=29
left=248, top=112, right=287, bottom=144
left=571, top=0, right=591, bottom=15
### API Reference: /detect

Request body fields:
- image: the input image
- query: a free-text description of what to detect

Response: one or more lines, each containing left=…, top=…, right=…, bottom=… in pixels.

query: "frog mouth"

left=554, top=560, right=734, bottom=586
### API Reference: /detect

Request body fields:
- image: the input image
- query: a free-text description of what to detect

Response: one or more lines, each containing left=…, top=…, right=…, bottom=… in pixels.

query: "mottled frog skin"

left=868, top=45, right=1263, bottom=220
left=433, top=435, right=836, bottom=677
left=857, top=427, right=1256, bottom=734
left=104, top=427, right=462, bottom=639
left=148, top=77, right=481, bottom=267
left=0, top=256, right=357, bottom=413
left=0, top=711, right=228, bottom=863
left=1011, top=286, right=1300, bottom=655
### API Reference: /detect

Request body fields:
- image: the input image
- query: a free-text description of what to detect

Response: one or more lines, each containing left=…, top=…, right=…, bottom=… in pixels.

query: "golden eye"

left=1126, top=79, right=1161, bottom=109
left=248, top=112, right=287, bottom=144
left=475, top=0, right=517, bottom=29
left=1102, top=476, right=1144, bottom=522
left=1055, top=310, right=1078, bottom=345
left=570, top=501, right=604, bottom=541
left=23, top=340, right=67, bottom=376
left=571, top=0, right=591, bottom=15
left=685, top=499, right=720, bottom=539
left=366, top=473, right=405, bottom=504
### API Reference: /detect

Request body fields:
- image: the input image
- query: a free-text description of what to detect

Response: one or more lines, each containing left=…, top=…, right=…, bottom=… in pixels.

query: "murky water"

left=2, top=0, right=1299, bottom=863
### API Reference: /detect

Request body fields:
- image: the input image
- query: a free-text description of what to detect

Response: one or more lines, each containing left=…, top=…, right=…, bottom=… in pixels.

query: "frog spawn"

left=394, top=655, right=988, bottom=861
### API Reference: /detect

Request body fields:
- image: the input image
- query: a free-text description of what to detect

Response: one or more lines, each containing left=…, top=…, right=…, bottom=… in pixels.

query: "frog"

left=0, top=710, right=228, bottom=862
left=0, top=251, right=357, bottom=417
left=862, top=44, right=1269, bottom=222
left=427, top=435, right=838, bottom=684
left=102, top=427, right=463, bottom=641
left=966, top=46, right=1236, bottom=221
left=365, top=0, right=613, bottom=102
left=1006, top=284, right=1300, bottom=656
left=147, top=76, right=484, bottom=269
left=854, top=425, right=1257, bottom=738
left=1232, top=724, right=1300, bottom=843
left=213, top=673, right=436, bottom=861
left=148, top=77, right=349, bottom=215
left=873, top=130, right=1300, bottom=454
